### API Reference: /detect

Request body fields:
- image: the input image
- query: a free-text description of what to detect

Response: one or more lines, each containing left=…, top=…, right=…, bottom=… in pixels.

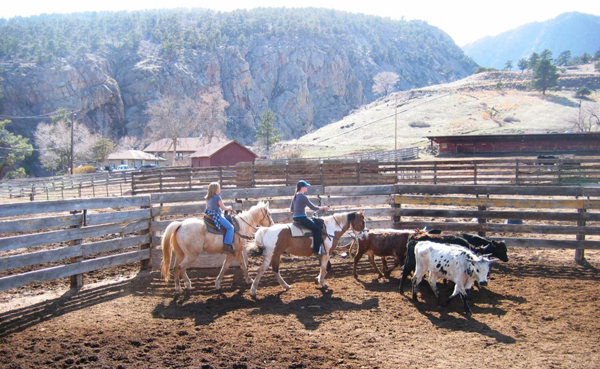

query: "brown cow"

left=352, top=229, right=417, bottom=279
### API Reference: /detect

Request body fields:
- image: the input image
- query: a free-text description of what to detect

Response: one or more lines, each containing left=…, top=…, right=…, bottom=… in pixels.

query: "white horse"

left=247, top=211, right=365, bottom=298
left=161, top=201, right=273, bottom=293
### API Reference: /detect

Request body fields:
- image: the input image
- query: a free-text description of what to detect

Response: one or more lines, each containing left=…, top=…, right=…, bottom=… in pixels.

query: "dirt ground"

left=1, top=247, right=599, bottom=369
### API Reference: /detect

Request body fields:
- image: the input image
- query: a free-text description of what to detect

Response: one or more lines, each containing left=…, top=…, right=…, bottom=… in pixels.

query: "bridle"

left=235, top=207, right=273, bottom=240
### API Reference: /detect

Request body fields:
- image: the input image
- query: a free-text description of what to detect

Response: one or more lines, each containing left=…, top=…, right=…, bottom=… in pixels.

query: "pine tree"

left=531, top=57, right=559, bottom=95
left=255, top=110, right=281, bottom=154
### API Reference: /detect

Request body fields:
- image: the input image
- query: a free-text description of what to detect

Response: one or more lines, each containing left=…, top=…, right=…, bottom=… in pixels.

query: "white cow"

left=411, top=241, right=495, bottom=314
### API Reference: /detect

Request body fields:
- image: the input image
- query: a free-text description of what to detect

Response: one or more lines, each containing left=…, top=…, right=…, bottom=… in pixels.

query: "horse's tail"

left=247, top=226, right=268, bottom=257
left=161, top=221, right=182, bottom=283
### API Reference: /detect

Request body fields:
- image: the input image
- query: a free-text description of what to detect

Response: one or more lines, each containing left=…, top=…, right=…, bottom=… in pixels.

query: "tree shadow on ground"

left=541, top=94, right=579, bottom=107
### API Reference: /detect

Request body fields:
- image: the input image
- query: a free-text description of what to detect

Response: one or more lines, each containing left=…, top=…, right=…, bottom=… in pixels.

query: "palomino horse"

left=248, top=211, right=365, bottom=297
left=161, top=201, right=273, bottom=293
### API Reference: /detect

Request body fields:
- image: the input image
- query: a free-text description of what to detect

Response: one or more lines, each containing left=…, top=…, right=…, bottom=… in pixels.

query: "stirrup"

left=223, top=244, right=235, bottom=253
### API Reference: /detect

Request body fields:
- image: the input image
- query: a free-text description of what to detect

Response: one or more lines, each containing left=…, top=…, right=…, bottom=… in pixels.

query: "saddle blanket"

left=289, top=222, right=314, bottom=238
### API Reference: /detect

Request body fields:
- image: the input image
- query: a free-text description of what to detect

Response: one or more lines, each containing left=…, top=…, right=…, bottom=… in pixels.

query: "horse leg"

left=353, top=248, right=367, bottom=278
left=272, top=252, right=291, bottom=291
left=215, top=253, right=236, bottom=290
left=178, top=255, right=194, bottom=291
left=316, top=255, right=330, bottom=289
left=250, top=252, right=273, bottom=298
left=236, top=250, right=253, bottom=285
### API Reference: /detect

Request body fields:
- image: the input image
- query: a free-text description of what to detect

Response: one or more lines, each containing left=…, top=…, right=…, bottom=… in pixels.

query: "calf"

left=352, top=229, right=415, bottom=279
left=399, top=233, right=472, bottom=293
left=458, top=233, right=509, bottom=262
left=412, top=241, right=495, bottom=314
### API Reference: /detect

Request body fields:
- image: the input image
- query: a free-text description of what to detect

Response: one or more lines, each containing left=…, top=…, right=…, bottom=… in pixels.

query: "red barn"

left=190, top=140, right=257, bottom=167
left=428, top=133, right=600, bottom=155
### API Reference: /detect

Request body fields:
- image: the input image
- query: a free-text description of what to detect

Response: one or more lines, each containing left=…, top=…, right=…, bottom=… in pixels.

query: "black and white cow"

left=400, top=232, right=508, bottom=293
left=411, top=241, right=495, bottom=314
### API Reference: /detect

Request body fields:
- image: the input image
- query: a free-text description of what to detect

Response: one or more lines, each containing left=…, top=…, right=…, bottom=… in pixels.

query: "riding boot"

left=223, top=244, right=235, bottom=253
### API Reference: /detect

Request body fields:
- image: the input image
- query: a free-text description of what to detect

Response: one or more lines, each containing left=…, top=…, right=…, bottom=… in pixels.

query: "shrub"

left=74, top=165, right=97, bottom=174
left=474, top=66, right=498, bottom=74
left=409, top=121, right=430, bottom=128
left=575, top=87, right=592, bottom=98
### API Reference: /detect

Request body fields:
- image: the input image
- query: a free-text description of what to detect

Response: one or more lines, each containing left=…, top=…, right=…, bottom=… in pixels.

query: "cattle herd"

left=351, top=228, right=508, bottom=315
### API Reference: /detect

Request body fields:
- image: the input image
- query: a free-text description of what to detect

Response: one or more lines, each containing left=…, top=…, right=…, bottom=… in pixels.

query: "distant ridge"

left=462, top=12, right=600, bottom=69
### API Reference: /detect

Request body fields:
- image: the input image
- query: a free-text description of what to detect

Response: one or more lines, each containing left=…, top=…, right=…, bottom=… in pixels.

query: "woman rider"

left=290, top=180, right=330, bottom=255
left=205, top=182, right=235, bottom=253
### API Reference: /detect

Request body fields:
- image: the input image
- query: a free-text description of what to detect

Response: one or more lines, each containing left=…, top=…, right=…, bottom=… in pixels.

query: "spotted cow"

left=411, top=241, right=495, bottom=314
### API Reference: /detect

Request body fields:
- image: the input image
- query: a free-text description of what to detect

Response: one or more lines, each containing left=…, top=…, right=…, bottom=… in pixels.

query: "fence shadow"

left=496, top=262, right=600, bottom=281
left=0, top=271, right=154, bottom=339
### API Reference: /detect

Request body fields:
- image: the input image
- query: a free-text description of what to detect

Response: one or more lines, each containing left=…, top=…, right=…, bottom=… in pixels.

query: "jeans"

left=218, top=214, right=234, bottom=245
left=293, top=216, right=322, bottom=252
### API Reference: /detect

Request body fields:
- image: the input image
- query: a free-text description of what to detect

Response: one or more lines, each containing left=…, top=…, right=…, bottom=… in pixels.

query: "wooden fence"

left=392, top=184, right=600, bottom=261
left=0, top=196, right=151, bottom=292
left=2, top=183, right=599, bottom=292
left=0, top=171, right=133, bottom=200
left=393, top=157, right=600, bottom=185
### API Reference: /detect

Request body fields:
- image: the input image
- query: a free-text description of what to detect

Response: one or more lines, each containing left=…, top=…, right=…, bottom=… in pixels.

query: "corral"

left=1, top=184, right=600, bottom=368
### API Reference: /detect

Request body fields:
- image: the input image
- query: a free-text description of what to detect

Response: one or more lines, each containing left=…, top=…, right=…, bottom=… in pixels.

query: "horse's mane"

left=238, top=201, right=268, bottom=222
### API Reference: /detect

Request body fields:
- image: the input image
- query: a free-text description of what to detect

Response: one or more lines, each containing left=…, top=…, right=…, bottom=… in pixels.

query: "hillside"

left=463, top=12, right=600, bottom=69
left=278, top=64, right=600, bottom=158
left=0, top=8, right=476, bottom=146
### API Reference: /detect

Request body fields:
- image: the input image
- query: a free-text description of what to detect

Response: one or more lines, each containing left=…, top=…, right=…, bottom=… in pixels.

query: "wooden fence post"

left=285, top=161, right=290, bottom=186
left=356, top=161, right=361, bottom=185
left=392, top=193, right=401, bottom=229
left=219, top=167, right=223, bottom=186
left=433, top=163, right=438, bottom=185
left=140, top=205, right=152, bottom=271
left=106, top=172, right=109, bottom=197
left=575, top=207, right=586, bottom=262
left=159, top=170, right=163, bottom=192
left=515, top=159, right=519, bottom=185
left=473, top=163, right=478, bottom=185
left=69, top=209, right=86, bottom=289
left=251, top=163, right=256, bottom=187
left=189, top=168, right=193, bottom=189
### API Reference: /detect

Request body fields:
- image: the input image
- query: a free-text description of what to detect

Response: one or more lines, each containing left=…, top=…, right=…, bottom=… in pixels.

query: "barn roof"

left=143, top=137, right=226, bottom=152
left=427, top=132, right=600, bottom=143
left=189, top=140, right=257, bottom=158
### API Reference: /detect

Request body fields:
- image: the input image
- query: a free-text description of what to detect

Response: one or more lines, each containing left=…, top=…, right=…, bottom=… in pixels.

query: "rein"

left=235, top=208, right=271, bottom=240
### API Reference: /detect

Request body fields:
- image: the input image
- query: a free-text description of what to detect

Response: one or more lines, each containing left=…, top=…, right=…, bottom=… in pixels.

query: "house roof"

left=107, top=150, right=166, bottom=161
left=189, top=140, right=257, bottom=158
left=144, top=137, right=226, bottom=153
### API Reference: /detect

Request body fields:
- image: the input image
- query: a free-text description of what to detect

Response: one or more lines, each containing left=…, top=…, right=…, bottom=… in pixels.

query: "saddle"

left=204, top=213, right=240, bottom=237
left=289, top=218, right=325, bottom=238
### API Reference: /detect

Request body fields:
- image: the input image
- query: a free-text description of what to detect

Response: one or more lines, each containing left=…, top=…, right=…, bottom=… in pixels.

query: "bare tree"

left=144, top=89, right=229, bottom=165
left=35, top=118, right=98, bottom=173
left=118, top=135, right=142, bottom=150
left=372, top=71, right=400, bottom=96
left=572, top=107, right=600, bottom=132
left=195, top=87, right=230, bottom=142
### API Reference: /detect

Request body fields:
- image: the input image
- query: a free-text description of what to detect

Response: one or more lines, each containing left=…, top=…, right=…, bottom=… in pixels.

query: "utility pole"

left=70, top=112, right=76, bottom=175
left=394, top=94, right=398, bottom=151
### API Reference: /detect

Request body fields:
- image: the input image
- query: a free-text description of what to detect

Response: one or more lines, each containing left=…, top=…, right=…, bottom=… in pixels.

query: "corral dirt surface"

left=1, top=247, right=599, bottom=369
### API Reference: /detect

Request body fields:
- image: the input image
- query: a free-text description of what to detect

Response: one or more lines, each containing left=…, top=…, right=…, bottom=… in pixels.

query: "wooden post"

left=575, top=207, right=586, bottom=262
left=69, top=209, right=86, bottom=289
left=106, top=172, right=109, bottom=197
left=251, top=163, right=256, bottom=187
left=131, top=172, right=136, bottom=196
left=320, top=162, right=324, bottom=185
left=91, top=177, right=95, bottom=198
left=46, top=186, right=49, bottom=200
left=356, top=161, right=361, bottom=186
left=219, top=167, right=223, bottom=186
left=30, top=185, right=35, bottom=201
left=392, top=194, right=401, bottom=229
left=473, top=163, right=478, bottom=185
left=140, top=205, right=152, bottom=271
left=515, top=159, right=519, bottom=185
left=285, top=161, right=290, bottom=186
left=79, top=182, right=82, bottom=198
left=61, top=179, right=64, bottom=200
left=159, top=170, right=163, bottom=192
left=433, top=163, right=438, bottom=185
left=189, top=168, right=193, bottom=189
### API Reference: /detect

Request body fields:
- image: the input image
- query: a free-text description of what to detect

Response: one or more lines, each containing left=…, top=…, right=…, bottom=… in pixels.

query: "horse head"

left=348, top=211, right=366, bottom=232
left=247, top=200, right=273, bottom=227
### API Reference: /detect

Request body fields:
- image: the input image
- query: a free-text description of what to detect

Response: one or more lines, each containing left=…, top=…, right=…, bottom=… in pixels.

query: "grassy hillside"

left=275, top=64, right=599, bottom=159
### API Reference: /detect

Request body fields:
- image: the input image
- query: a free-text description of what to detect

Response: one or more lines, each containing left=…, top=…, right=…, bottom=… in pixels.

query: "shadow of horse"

left=152, top=288, right=379, bottom=331
left=0, top=271, right=155, bottom=339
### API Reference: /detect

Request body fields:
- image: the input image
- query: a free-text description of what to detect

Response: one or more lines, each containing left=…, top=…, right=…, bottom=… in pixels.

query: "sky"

left=2, top=1, right=600, bottom=46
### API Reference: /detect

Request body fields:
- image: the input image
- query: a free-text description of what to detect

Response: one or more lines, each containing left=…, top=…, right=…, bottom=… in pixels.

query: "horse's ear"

left=265, top=200, right=270, bottom=208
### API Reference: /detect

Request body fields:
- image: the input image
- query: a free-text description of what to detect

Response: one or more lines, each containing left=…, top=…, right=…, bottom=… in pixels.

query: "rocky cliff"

left=0, top=8, right=477, bottom=144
